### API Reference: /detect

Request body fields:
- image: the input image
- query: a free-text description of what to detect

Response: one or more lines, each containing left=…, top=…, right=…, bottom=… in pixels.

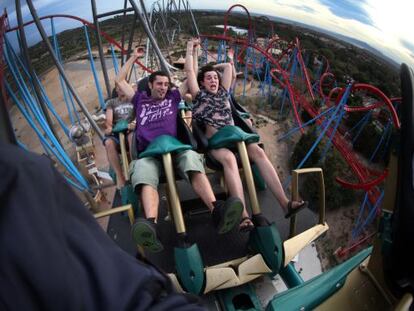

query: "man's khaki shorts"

left=130, top=150, right=205, bottom=190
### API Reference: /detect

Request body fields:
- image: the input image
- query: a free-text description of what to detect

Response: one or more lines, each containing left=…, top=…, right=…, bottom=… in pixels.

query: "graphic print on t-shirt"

left=113, top=103, right=134, bottom=122
left=139, top=98, right=174, bottom=126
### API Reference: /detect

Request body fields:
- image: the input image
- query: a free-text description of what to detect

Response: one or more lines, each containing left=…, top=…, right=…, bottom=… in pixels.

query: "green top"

left=112, top=119, right=129, bottom=133
left=208, top=125, right=260, bottom=149
left=138, top=135, right=192, bottom=158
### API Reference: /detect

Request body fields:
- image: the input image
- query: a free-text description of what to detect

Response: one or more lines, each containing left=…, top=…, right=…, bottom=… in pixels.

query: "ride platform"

left=106, top=172, right=318, bottom=273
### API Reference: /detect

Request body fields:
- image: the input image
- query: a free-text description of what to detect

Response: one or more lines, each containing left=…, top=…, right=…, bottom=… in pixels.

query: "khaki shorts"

left=130, top=149, right=205, bottom=190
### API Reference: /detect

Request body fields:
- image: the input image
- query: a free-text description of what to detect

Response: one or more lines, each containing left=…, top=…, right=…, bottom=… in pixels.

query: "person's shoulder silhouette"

left=0, top=142, right=205, bottom=311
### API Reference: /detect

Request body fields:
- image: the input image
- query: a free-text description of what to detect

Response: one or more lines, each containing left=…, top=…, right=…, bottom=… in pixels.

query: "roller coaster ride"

left=1, top=0, right=413, bottom=310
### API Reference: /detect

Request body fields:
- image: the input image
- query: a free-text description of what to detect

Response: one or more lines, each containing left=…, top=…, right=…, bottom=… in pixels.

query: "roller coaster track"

left=6, top=14, right=152, bottom=73
left=6, top=8, right=400, bottom=205
left=296, top=90, right=385, bottom=204
left=200, top=4, right=401, bottom=205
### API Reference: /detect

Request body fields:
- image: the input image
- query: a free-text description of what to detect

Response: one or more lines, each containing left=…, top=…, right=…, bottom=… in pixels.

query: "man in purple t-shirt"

left=115, top=49, right=244, bottom=252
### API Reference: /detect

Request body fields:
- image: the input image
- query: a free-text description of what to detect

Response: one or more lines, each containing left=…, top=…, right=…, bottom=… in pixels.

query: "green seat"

left=138, top=135, right=192, bottom=158
left=208, top=125, right=260, bottom=149
left=112, top=119, right=129, bottom=133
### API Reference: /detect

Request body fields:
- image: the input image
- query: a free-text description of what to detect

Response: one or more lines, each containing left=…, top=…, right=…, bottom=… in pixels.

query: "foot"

left=212, top=197, right=244, bottom=234
left=116, top=175, right=126, bottom=189
left=284, top=200, right=308, bottom=219
left=131, top=218, right=163, bottom=252
left=239, top=217, right=254, bottom=232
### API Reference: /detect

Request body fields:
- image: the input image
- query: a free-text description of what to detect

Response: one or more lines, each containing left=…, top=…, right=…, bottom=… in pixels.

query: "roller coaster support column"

left=131, top=0, right=172, bottom=76
left=15, top=0, right=62, bottom=147
left=280, top=48, right=298, bottom=115
left=296, top=39, right=315, bottom=101
left=83, top=25, right=106, bottom=110
left=91, top=0, right=112, bottom=98
left=120, top=0, right=129, bottom=66
left=25, top=0, right=104, bottom=140
left=126, top=13, right=137, bottom=63
left=201, top=38, right=208, bottom=66
left=217, top=40, right=227, bottom=63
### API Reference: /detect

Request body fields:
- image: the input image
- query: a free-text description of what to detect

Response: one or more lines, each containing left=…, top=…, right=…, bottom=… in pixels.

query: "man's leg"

left=190, top=172, right=216, bottom=211
left=210, top=148, right=249, bottom=218
left=130, top=157, right=163, bottom=252
left=177, top=150, right=246, bottom=233
left=104, top=138, right=125, bottom=189
left=247, top=143, right=304, bottom=214
left=141, top=185, right=159, bottom=220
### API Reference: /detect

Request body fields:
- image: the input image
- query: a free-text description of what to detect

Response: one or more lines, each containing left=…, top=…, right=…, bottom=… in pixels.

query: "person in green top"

left=103, top=86, right=136, bottom=189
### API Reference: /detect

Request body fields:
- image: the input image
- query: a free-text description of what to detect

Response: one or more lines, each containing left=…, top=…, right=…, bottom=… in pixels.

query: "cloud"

left=2, top=0, right=413, bottom=67
left=400, top=39, right=414, bottom=53
left=318, top=0, right=373, bottom=25
left=287, top=4, right=316, bottom=14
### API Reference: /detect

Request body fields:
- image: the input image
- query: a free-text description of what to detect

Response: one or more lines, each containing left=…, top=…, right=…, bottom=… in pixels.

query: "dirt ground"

left=9, top=59, right=371, bottom=270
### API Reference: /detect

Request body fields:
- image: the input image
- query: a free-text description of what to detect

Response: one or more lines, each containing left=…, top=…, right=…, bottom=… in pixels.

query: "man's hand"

left=128, top=121, right=136, bottom=131
left=187, top=38, right=199, bottom=50
left=228, top=48, right=235, bottom=62
left=133, top=47, right=145, bottom=58
left=192, top=38, right=200, bottom=48
left=104, top=126, right=113, bottom=135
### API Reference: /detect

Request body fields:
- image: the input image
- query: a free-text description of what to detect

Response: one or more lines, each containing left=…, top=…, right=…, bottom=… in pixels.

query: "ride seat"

left=192, top=94, right=264, bottom=172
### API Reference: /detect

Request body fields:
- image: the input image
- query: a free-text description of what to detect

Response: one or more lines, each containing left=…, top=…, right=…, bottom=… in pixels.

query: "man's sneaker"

left=212, top=197, right=244, bottom=234
left=131, top=218, right=163, bottom=253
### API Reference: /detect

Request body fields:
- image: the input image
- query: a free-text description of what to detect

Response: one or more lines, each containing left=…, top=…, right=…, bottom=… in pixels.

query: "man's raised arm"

left=115, top=48, right=144, bottom=102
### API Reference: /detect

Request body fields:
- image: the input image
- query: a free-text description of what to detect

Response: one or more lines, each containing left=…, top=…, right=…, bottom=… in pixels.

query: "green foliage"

left=300, top=149, right=356, bottom=211
left=352, top=122, right=383, bottom=162
left=344, top=94, right=365, bottom=128
left=290, top=127, right=356, bottom=210
left=290, top=126, right=320, bottom=169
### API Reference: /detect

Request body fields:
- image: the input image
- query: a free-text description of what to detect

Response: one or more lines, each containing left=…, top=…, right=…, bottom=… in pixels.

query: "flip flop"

left=239, top=217, right=254, bottom=233
left=212, top=197, right=244, bottom=234
left=131, top=218, right=163, bottom=253
left=284, top=200, right=309, bottom=219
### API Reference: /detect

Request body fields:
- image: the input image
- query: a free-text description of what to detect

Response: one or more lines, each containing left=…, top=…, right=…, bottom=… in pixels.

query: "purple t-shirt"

left=133, top=89, right=180, bottom=152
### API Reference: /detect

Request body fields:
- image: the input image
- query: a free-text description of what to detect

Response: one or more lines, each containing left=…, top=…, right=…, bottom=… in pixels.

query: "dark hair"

left=197, top=65, right=221, bottom=86
left=148, top=71, right=171, bottom=86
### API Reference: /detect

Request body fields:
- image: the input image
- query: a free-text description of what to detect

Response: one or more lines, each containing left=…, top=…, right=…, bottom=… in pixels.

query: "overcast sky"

left=2, top=0, right=414, bottom=67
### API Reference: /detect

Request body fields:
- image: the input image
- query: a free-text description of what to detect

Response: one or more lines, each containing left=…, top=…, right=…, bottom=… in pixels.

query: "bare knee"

left=104, top=138, right=117, bottom=151
left=248, top=144, right=266, bottom=161
left=220, top=151, right=238, bottom=170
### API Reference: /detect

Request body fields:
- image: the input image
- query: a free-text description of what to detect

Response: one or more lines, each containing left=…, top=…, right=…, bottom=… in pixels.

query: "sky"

left=2, top=0, right=414, bottom=67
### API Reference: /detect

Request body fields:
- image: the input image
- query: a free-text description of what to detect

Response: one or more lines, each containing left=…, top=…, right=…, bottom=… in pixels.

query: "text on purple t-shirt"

left=133, top=89, right=181, bottom=152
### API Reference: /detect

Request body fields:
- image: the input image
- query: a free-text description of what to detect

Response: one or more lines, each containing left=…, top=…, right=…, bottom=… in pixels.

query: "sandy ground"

left=9, top=58, right=122, bottom=227
left=9, top=59, right=370, bottom=270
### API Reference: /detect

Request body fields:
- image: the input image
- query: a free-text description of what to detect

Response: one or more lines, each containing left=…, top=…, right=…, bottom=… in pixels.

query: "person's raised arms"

left=185, top=38, right=200, bottom=99
left=115, top=47, right=144, bottom=102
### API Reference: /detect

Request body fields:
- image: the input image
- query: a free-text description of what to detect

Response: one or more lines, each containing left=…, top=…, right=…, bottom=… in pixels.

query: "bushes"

left=290, top=126, right=320, bottom=169
left=290, top=126, right=356, bottom=210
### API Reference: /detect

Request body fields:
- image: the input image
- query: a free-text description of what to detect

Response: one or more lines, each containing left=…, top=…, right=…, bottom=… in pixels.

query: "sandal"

left=239, top=217, right=254, bottom=233
left=284, top=200, right=308, bottom=219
